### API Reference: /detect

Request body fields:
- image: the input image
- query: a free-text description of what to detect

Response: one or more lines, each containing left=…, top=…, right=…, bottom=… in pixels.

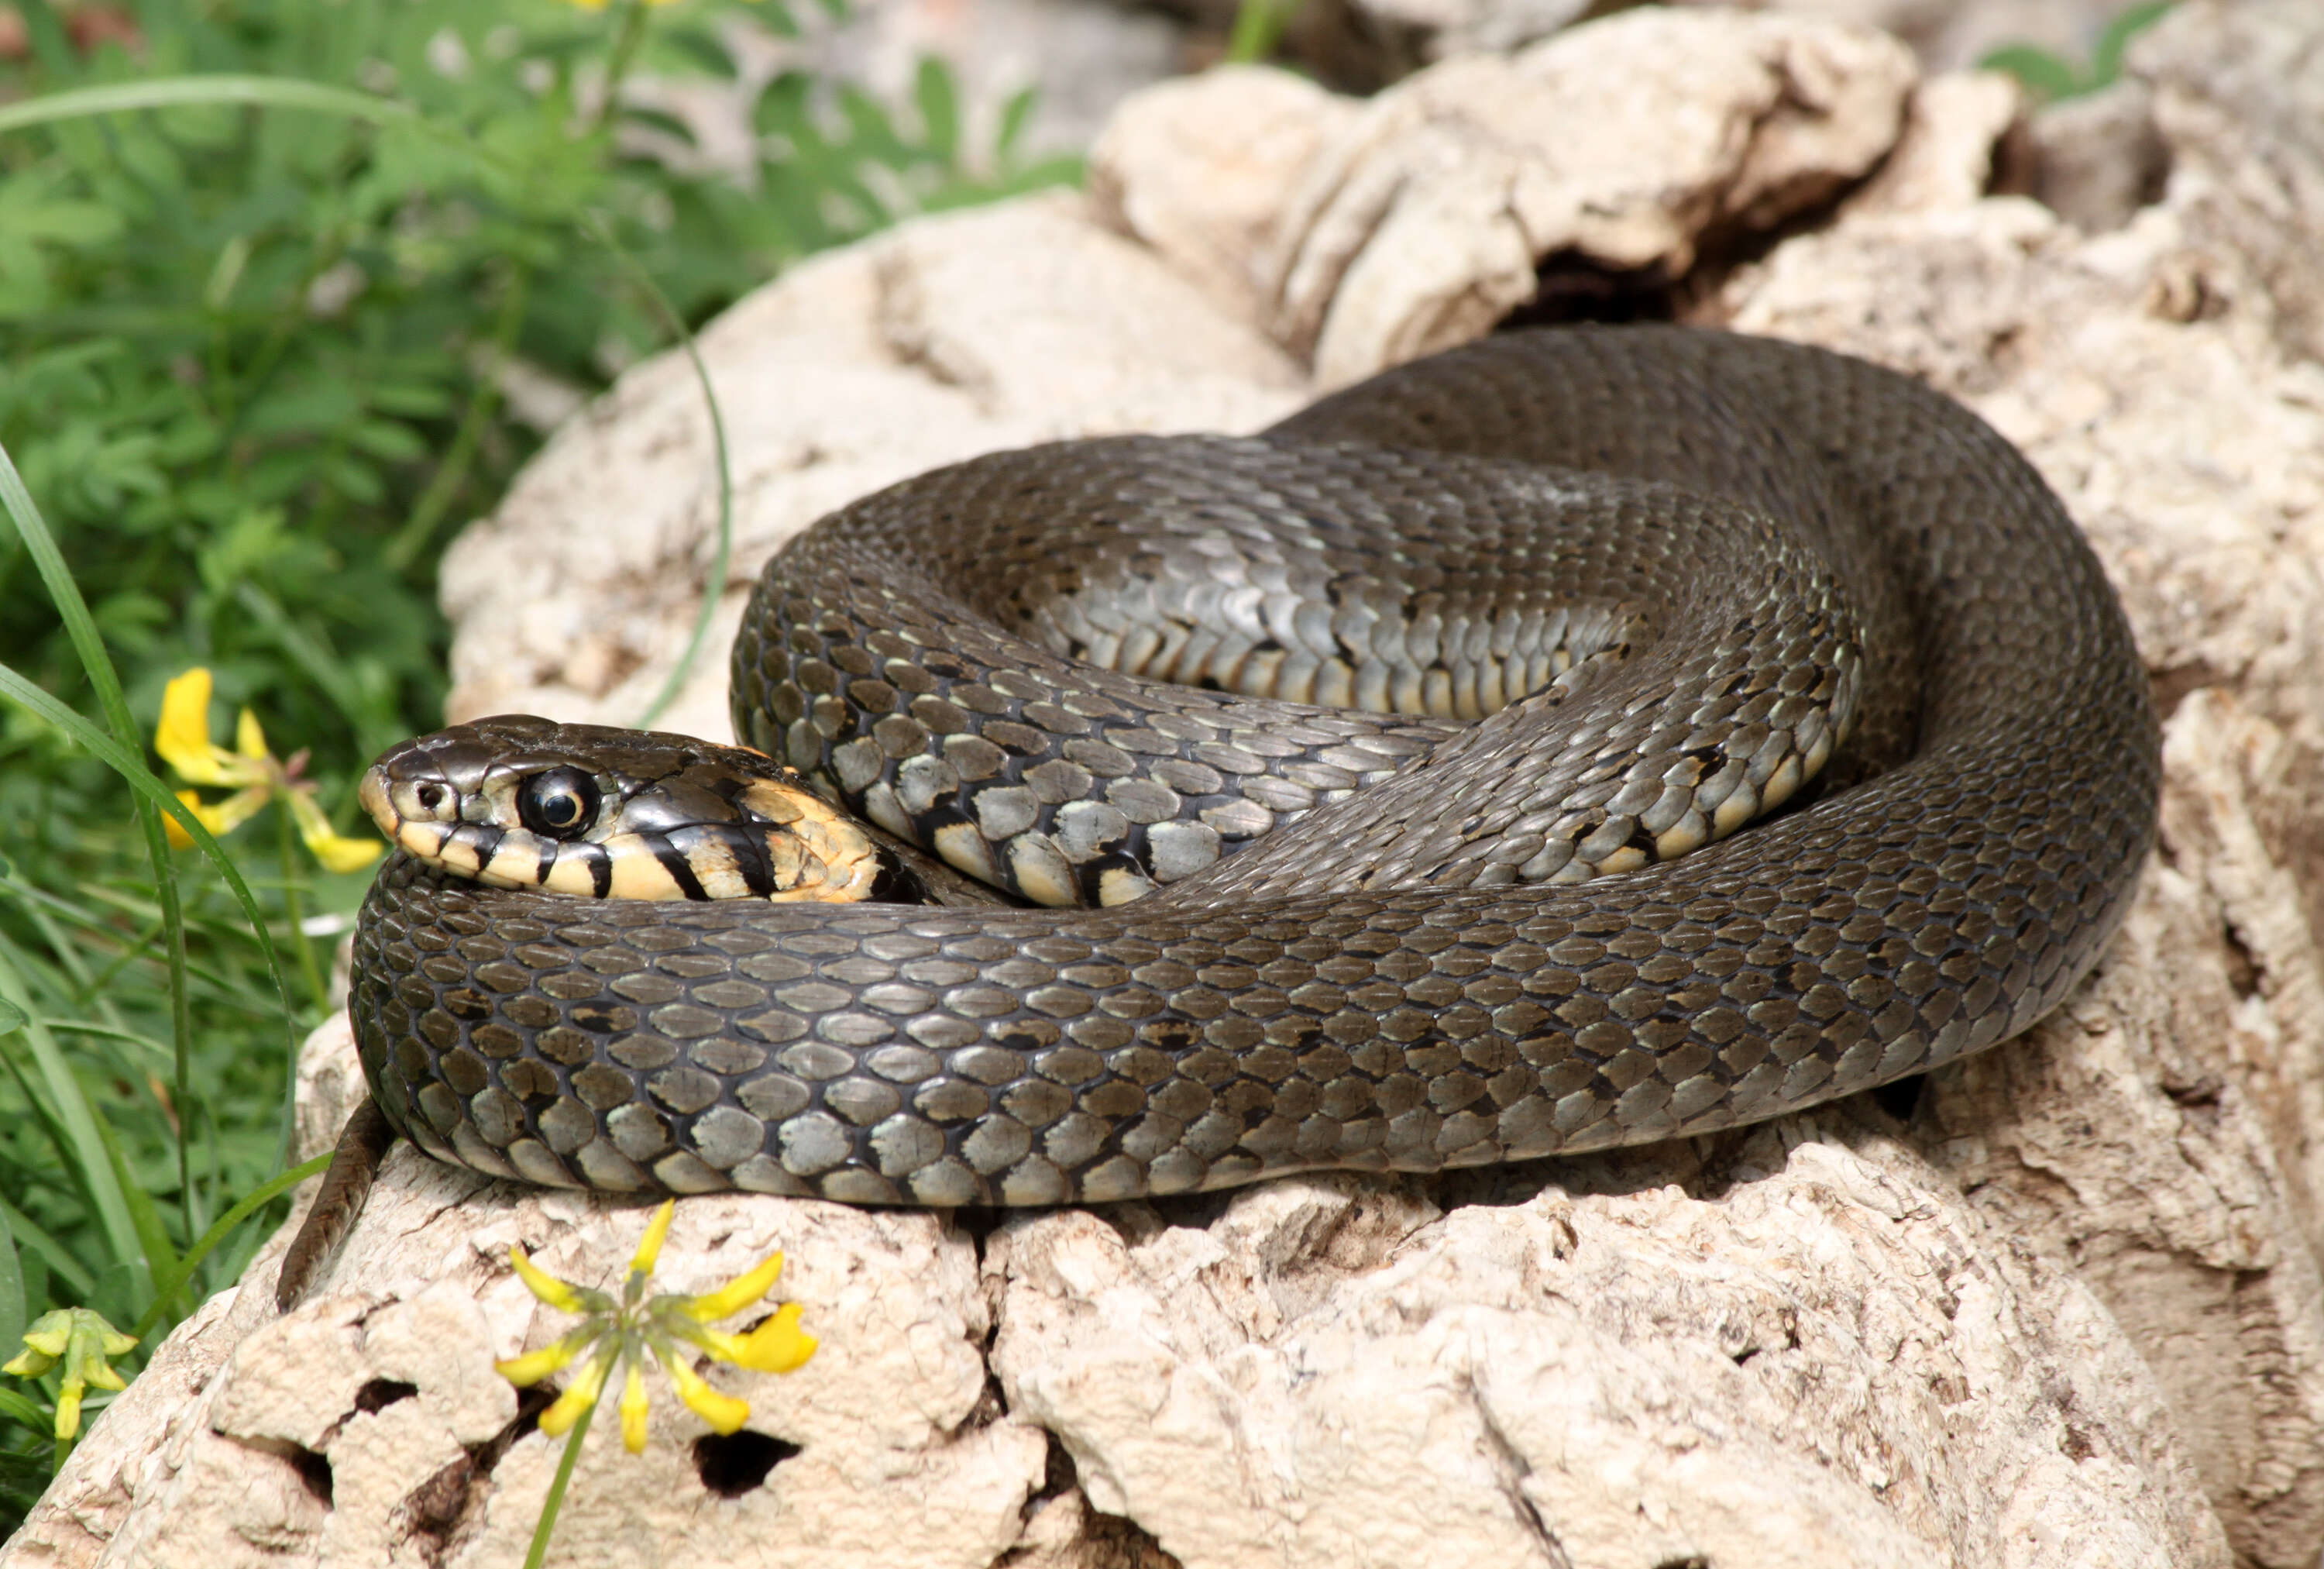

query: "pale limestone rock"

left=1261, top=7, right=1917, bottom=384
left=1090, top=66, right=1360, bottom=326
left=1843, top=68, right=2022, bottom=218
left=990, top=1150, right=2218, bottom=1568
left=2132, top=0, right=2324, bottom=366
left=16, top=3, right=2324, bottom=1566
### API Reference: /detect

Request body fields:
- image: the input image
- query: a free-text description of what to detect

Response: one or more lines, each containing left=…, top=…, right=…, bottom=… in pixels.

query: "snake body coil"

left=349, top=327, right=2160, bottom=1206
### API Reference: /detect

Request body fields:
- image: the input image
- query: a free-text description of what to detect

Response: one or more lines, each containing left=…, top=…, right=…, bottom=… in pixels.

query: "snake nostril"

left=417, top=783, right=445, bottom=813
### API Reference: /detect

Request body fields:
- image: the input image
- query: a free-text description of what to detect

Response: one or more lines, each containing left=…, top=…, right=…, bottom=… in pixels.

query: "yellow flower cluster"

left=153, top=668, right=382, bottom=873
left=4, top=1308, right=136, bottom=1440
left=496, top=1199, right=816, bottom=1454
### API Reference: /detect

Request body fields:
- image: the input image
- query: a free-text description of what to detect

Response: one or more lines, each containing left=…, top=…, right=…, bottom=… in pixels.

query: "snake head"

left=359, top=715, right=911, bottom=903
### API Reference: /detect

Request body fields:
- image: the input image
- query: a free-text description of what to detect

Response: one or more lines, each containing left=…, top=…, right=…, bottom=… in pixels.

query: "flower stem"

left=524, top=1397, right=596, bottom=1569
left=592, top=0, right=652, bottom=138
left=273, top=802, right=325, bottom=1014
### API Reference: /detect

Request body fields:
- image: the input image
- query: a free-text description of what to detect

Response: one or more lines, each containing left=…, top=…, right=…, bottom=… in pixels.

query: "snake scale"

left=342, top=326, right=2161, bottom=1213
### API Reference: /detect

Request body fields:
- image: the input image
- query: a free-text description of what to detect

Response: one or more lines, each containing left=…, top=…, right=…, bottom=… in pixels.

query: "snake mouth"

left=360, top=715, right=908, bottom=904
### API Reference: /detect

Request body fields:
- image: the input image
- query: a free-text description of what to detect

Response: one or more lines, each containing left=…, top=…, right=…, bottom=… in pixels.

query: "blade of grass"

left=0, top=1196, right=95, bottom=1299
left=1226, top=0, right=1299, bottom=64
left=93, top=1111, right=181, bottom=1312
left=33, top=1022, right=173, bottom=1068
left=0, top=951, right=148, bottom=1299
left=0, top=1190, right=24, bottom=1360
left=0, top=439, right=201, bottom=1247
left=229, top=583, right=377, bottom=755
left=129, top=1151, right=328, bottom=1343
left=0, top=1390, right=49, bottom=1435
left=0, top=75, right=418, bottom=136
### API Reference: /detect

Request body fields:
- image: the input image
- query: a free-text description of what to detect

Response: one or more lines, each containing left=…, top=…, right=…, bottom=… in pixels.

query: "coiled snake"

left=290, top=327, right=2159, bottom=1295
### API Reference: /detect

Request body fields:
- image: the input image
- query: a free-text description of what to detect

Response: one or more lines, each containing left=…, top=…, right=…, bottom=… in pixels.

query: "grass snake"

left=332, top=325, right=2161, bottom=1222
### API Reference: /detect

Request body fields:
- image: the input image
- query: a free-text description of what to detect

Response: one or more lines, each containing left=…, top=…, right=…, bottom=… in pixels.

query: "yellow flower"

left=153, top=668, right=383, bottom=872
left=494, top=1199, right=816, bottom=1456
left=5, top=1308, right=137, bottom=1441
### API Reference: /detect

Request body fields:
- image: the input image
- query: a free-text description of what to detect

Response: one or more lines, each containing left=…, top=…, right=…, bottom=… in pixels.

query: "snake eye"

left=517, top=768, right=601, bottom=840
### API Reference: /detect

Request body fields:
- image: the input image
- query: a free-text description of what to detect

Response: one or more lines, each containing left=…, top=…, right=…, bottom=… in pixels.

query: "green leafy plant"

left=0, top=0, right=1077, bottom=1533
left=1980, top=1, right=2175, bottom=103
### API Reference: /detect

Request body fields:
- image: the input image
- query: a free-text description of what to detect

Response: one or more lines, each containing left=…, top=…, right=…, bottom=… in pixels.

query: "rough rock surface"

left=14, top=2, right=2324, bottom=1566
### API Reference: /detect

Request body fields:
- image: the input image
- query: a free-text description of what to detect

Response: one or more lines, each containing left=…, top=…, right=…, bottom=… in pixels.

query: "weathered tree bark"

left=11, top=5, right=2324, bottom=1565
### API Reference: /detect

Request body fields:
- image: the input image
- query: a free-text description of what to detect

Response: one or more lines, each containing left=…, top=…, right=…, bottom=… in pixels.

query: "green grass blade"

left=94, top=1111, right=181, bottom=1302
left=0, top=1206, right=25, bottom=1368
left=33, top=1021, right=172, bottom=1066
left=0, top=435, right=202, bottom=1244
left=0, top=1389, right=50, bottom=1436
left=0, top=1197, right=93, bottom=1299
left=129, top=1152, right=328, bottom=1343
left=1978, top=43, right=2087, bottom=100
left=0, top=74, right=416, bottom=137
left=0, top=951, right=148, bottom=1299
left=231, top=583, right=379, bottom=749
left=2091, top=1, right=2175, bottom=84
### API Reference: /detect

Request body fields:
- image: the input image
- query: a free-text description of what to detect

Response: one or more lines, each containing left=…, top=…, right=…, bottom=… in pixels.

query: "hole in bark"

left=2058, top=1424, right=2096, bottom=1461
left=497, top=1383, right=556, bottom=1450
left=1003, top=1433, right=1186, bottom=1569
left=1653, top=1559, right=1711, bottom=1569
left=956, top=1373, right=1007, bottom=1433
left=401, top=1454, right=476, bottom=1552
left=2164, top=1075, right=2223, bottom=1110
left=404, top=1389, right=565, bottom=1568
left=1869, top=1072, right=1927, bottom=1122
left=691, top=1430, right=799, bottom=1498
left=1501, top=253, right=1679, bottom=328
left=1023, top=1430, right=1078, bottom=1516
left=287, top=1443, right=334, bottom=1507
left=356, top=1378, right=418, bottom=1413
left=2220, top=921, right=2260, bottom=1000
left=395, top=1384, right=555, bottom=1563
